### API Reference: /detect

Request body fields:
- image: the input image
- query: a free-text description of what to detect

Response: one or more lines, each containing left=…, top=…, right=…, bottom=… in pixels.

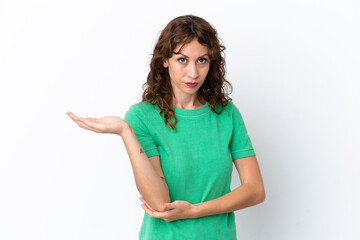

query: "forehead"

left=173, top=39, right=209, bottom=55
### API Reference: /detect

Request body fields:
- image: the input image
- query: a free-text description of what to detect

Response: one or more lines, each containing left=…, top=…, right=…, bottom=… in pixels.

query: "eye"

left=178, top=58, right=187, bottom=63
left=198, top=58, right=208, bottom=64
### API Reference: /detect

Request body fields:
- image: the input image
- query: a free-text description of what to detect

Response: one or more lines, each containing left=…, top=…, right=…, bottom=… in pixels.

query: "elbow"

left=255, top=186, right=266, bottom=203
left=247, top=182, right=265, bottom=204
left=138, top=184, right=171, bottom=212
left=152, top=196, right=171, bottom=212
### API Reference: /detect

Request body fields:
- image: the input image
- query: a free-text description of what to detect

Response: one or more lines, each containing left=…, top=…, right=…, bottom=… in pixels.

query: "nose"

left=187, top=62, right=199, bottom=79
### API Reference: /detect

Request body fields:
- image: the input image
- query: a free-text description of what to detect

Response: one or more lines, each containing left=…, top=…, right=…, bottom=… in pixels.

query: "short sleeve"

left=229, top=102, right=256, bottom=160
left=124, top=105, right=160, bottom=158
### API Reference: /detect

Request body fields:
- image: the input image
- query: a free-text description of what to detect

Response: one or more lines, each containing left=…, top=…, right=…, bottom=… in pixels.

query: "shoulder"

left=124, top=101, right=161, bottom=126
left=213, top=101, right=237, bottom=115
left=126, top=101, right=159, bottom=116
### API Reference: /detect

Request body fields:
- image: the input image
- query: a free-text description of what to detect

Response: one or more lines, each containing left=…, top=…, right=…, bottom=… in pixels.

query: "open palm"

left=66, top=111, right=128, bottom=136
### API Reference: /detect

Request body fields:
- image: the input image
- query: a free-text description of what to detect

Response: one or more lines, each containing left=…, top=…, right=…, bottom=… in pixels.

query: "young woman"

left=67, top=15, right=265, bottom=240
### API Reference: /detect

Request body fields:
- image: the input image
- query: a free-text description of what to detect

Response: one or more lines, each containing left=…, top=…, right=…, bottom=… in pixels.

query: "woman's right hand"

left=66, top=111, right=130, bottom=136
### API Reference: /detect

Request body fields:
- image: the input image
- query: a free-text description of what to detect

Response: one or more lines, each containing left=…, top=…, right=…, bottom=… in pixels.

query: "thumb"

left=163, top=203, right=172, bottom=211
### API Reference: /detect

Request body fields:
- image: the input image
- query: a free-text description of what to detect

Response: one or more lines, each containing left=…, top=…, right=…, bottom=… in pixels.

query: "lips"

left=185, top=82, right=198, bottom=87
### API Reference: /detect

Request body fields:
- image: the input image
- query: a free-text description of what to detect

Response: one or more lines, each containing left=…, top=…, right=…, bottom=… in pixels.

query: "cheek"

left=201, top=66, right=210, bottom=76
left=168, top=67, right=181, bottom=82
left=170, top=65, right=186, bottom=78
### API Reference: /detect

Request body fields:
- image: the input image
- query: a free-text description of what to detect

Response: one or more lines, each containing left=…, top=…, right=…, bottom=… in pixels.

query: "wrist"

left=190, top=203, right=203, bottom=219
left=119, top=124, right=132, bottom=138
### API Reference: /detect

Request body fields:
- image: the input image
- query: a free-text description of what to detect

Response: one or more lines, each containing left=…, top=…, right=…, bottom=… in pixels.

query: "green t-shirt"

left=124, top=101, right=256, bottom=240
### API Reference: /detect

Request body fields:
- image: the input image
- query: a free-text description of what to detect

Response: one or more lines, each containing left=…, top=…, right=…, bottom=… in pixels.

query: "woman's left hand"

left=139, top=197, right=196, bottom=222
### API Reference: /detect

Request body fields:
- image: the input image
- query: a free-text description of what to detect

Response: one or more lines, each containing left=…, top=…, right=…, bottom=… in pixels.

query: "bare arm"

left=120, top=125, right=171, bottom=212
left=66, top=111, right=170, bottom=212
left=140, top=155, right=265, bottom=222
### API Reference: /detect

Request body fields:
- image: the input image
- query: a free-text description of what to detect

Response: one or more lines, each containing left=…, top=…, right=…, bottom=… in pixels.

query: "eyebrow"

left=174, top=53, right=209, bottom=58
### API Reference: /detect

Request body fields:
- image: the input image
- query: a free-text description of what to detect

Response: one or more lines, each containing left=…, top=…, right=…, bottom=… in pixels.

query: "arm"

left=120, top=125, right=171, bottom=212
left=192, top=155, right=265, bottom=218
left=140, top=155, right=265, bottom=221
left=65, top=111, right=170, bottom=212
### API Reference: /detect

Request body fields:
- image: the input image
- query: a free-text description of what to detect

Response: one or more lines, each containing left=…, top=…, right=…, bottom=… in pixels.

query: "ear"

left=163, top=59, right=169, bottom=68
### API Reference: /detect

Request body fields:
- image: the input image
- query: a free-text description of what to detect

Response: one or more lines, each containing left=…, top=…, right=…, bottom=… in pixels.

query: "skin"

left=66, top=39, right=265, bottom=223
left=139, top=39, right=265, bottom=221
left=140, top=155, right=265, bottom=222
left=66, top=112, right=127, bottom=136
left=66, top=112, right=171, bottom=212
left=164, top=38, right=210, bottom=109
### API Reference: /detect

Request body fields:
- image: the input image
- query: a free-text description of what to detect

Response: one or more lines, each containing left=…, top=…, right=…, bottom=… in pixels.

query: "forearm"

left=193, top=184, right=265, bottom=218
left=120, top=125, right=170, bottom=211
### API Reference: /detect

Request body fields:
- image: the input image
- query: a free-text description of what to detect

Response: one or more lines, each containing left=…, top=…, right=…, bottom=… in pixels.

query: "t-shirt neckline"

left=173, top=102, right=210, bottom=117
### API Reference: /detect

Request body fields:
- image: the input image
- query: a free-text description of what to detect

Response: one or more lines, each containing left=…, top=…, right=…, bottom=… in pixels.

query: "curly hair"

left=142, top=15, right=233, bottom=131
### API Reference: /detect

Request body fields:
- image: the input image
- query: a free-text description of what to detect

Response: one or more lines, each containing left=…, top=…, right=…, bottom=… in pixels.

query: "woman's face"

left=163, top=39, right=210, bottom=102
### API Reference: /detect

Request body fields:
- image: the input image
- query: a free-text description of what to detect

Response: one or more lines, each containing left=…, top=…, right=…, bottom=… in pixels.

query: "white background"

left=1, top=0, right=359, bottom=239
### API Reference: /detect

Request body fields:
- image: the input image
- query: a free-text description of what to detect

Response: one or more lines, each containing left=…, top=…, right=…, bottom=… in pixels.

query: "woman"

left=67, top=15, right=265, bottom=240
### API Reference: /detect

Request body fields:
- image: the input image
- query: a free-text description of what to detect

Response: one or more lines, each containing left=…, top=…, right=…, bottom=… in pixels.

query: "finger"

left=141, top=204, right=158, bottom=218
left=67, top=112, right=80, bottom=123
left=74, top=118, right=100, bottom=132
left=139, top=197, right=156, bottom=212
left=67, top=112, right=101, bottom=131
left=67, top=112, right=89, bottom=124
left=163, top=203, right=172, bottom=211
left=81, top=118, right=105, bottom=132
left=66, top=111, right=76, bottom=118
left=139, top=197, right=151, bottom=210
left=76, top=117, right=102, bottom=132
left=85, top=117, right=98, bottom=123
left=142, top=204, right=173, bottom=222
left=141, top=203, right=168, bottom=218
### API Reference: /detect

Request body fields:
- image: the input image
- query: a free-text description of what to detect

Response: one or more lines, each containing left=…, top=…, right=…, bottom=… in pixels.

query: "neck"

left=172, top=95, right=206, bottom=110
